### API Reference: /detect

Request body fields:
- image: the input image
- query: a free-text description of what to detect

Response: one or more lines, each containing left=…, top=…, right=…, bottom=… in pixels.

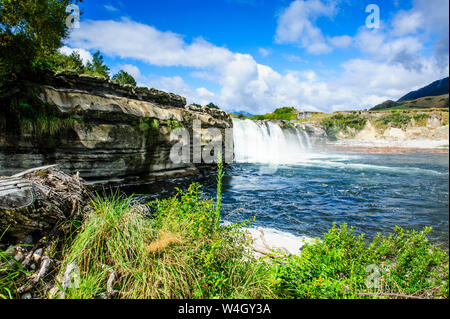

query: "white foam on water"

left=246, top=226, right=316, bottom=255
left=232, top=118, right=445, bottom=176
left=293, top=159, right=445, bottom=176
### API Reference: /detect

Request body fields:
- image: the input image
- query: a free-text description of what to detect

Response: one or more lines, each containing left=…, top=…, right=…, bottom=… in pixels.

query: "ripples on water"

left=122, top=152, right=449, bottom=248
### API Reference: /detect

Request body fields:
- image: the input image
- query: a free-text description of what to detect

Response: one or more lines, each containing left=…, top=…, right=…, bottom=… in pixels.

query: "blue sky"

left=62, top=0, right=449, bottom=114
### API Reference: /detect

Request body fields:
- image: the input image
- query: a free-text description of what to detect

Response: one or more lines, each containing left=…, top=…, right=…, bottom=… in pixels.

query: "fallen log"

left=0, top=165, right=89, bottom=244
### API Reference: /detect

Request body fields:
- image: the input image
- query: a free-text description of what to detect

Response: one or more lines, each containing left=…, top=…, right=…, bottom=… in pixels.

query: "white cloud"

left=355, top=29, right=424, bottom=65
left=391, top=10, right=423, bottom=36
left=104, top=5, right=119, bottom=12
left=258, top=48, right=271, bottom=57
left=70, top=18, right=234, bottom=68
left=67, top=14, right=448, bottom=114
left=391, top=0, right=449, bottom=65
left=58, top=46, right=93, bottom=65
left=146, top=75, right=217, bottom=106
left=119, top=64, right=146, bottom=83
left=331, top=57, right=447, bottom=110
left=274, top=0, right=337, bottom=54
left=328, top=35, right=352, bottom=48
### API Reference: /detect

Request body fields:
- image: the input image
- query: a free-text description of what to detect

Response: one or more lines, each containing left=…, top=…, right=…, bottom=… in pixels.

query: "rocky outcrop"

left=294, top=122, right=328, bottom=145
left=46, top=71, right=187, bottom=108
left=354, top=117, right=449, bottom=142
left=0, top=72, right=233, bottom=183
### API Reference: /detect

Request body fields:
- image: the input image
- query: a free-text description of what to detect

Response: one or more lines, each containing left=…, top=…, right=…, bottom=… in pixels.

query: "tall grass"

left=0, top=230, right=29, bottom=299
left=54, top=184, right=273, bottom=299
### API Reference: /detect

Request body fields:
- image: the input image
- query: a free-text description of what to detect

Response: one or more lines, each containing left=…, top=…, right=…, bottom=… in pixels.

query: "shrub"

left=376, top=113, right=412, bottom=128
left=48, top=51, right=86, bottom=74
left=112, top=70, right=136, bottom=87
left=413, top=113, right=431, bottom=125
left=269, top=224, right=448, bottom=299
left=321, top=114, right=367, bottom=139
left=55, top=184, right=273, bottom=299
left=205, top=102, right=220, bottom=109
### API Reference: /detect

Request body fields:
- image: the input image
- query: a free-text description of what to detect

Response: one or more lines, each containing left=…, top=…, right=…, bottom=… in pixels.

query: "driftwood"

left=0, top=165, right=89, bottom=243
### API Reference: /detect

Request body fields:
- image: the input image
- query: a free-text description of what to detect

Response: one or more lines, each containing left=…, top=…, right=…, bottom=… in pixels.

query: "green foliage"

left=322, top=114, right=367, bottom=139
left=112, top=70, right=137, bottom=87
left=215, top=154, right=225, bottom=231
left=0, top=248, right=29, bottom=299
left=376, top=113, right=412, bottom=128
left=47, top=51, right=86, bottom=74
left=413, top=113, right=431, bottom=124
left=0, top=0, right=81, bottom=90
left=133, top=117, right=159, bottom=132
left=250, top=107, right=298, bottom=121
left=1, top=97, right=79, bottom=138
left=56, top=169, right=273, bottom=299
left=166, top=119, right=184, bottom=130
left=85, top=51, right=110, bottom=79
left=269, top=224, right=448, bottom=299
left=0, top=230, right=30, bottom=299
left=205, top=102, right=220, bottom=109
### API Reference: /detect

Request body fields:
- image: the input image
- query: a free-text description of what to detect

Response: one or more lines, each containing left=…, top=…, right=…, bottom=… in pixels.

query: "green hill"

left=371, top=94, right=449, bottom=111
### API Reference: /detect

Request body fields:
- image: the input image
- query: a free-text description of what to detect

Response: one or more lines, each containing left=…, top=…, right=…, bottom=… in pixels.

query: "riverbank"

left=1, top=165, right=448, bottom=299
left=322, top=139, right=449, bottom=154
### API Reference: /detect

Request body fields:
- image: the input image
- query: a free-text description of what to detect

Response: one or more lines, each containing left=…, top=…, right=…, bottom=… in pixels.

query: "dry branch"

left=0, top=165, right=89, bottom=243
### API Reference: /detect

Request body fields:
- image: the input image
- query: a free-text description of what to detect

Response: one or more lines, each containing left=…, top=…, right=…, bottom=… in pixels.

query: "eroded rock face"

left=0, top=73, right=233, bottom=182
left=294, top=122, right=328, bottom=145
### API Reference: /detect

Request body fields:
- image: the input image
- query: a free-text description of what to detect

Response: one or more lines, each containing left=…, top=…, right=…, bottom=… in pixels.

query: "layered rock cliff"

left=0, top=72, right=233, bottom=183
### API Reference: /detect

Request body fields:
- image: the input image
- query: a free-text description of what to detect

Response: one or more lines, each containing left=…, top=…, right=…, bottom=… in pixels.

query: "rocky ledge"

left=0, top=72, right=233, bottom=183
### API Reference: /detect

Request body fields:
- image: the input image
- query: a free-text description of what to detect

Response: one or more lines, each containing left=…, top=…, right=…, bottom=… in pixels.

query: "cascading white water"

left=232, top=119, right=312, bottom=164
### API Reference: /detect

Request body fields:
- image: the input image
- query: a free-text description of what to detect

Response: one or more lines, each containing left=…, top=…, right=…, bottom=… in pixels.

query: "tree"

left=0, top=0, right=81, bottom=81
left=86, top=51, right=110, bottom=79
left=112, top=70, right=137, bottom=86
left=48, top=51, right=86, bottom=74
left=205, top=102, right=220, bottom=109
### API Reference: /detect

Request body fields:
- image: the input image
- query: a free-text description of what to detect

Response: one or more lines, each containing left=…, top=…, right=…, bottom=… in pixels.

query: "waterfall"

left=232, top=119, right=312, bottom=164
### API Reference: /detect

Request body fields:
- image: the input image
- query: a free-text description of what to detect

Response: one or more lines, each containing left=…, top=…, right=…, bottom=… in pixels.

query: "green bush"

left=269, top=224, right=448, bottom=299
left=413, top=113, right=431, bottom=122
left=56, top=177, right=273, bottom=299
left=112, top=70, right=137, bottom=87
left=205, top=102, right=220, bottom=109
left=321, top=114, right=367, bottom=139
left=47, top=51, right=86, bottom=74
left=376, top=113, right=412, bottom=128
left=249, top=107, right=298, bottom=121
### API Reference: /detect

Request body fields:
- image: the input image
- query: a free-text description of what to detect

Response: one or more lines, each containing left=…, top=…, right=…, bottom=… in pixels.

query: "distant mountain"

left=398, top=77, right=449, bottom=102
left=232, top=111, right=254, bottom=117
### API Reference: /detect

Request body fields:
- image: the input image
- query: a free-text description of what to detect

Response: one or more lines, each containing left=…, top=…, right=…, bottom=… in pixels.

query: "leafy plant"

left=321, top=114, right=367, bottom=139
left=376, top=113, right=412, bottom=129
left=269, top=224, right=448, bottom=299
left=85, top=51, right=110, bottom=79
left=55, top=165, right=272, bottom=299
left=112, top=70, right=137, bottom=87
